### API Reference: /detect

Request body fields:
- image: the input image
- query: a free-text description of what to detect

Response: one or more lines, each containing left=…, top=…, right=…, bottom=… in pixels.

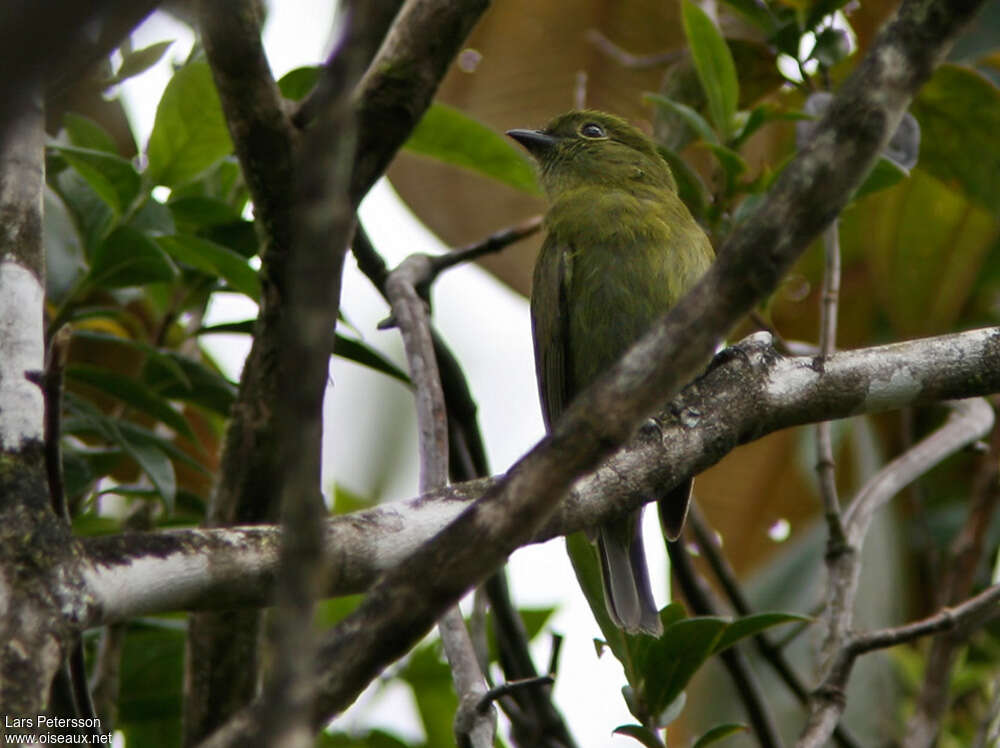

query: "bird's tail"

left=596, top=478, right=693, bottom=637
left=597, top=508, right=663, bottom=637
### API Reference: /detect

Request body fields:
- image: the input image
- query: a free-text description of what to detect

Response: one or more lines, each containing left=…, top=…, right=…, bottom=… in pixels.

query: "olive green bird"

left=508, top=111, right=714, bottom=636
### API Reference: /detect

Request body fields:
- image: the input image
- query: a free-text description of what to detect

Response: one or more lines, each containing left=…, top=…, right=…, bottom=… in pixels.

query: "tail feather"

left=659, top=477, right=693, bottom=541
left=597, top=509, right=663, bottom=637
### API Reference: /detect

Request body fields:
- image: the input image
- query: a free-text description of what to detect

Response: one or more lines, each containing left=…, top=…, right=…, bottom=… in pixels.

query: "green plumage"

left=509, top=111, right=713, bottom=636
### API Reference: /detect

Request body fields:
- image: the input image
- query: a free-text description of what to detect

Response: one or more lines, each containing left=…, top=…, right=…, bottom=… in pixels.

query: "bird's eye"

left=579, top=123, right=606, bottom=139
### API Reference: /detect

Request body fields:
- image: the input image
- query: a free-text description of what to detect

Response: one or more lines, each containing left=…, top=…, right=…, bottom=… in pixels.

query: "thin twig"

left=428, top=215, right=542, bottom=279
left=479, top=676, right=556, bottom=711
left=42, top=326, right=72, bottom=521
left=585, top=30, right=683, bottom=70
left=801, top=584, right=1000, bottom=748
left=902, top=418, right=1000, bottom=748
left=385, top=252, right=495, bottom=746
left=573, top=71, right=587, bottom=110
left=850, top=583, right=1000, bottom=656
left=385, top=254, right=450, bottom=490
left=971, top=674, right=1000, bottom=748
left=815, top=224, right=847, bottom=546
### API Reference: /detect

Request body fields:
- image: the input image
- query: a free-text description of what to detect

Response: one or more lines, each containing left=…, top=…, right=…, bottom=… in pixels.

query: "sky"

left=119, top=4, right=672, bottom=744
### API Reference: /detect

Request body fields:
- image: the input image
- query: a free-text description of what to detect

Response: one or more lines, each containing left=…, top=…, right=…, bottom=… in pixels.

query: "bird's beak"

left=506, top=128, right=558, bottom=158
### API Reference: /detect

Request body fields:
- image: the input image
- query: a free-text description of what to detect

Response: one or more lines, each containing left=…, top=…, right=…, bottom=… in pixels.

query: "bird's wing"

left=530, top=239, right=573, bottom=430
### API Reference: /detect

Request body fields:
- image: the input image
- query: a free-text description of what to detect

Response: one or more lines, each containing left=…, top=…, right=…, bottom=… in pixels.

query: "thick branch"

left=80, top=328, right=1000, bottom=626
left=0, top=86, right=85, bottom=725
left=188, top=1, right=301, bottom=741
left=349, top=0, right=490, bottom=204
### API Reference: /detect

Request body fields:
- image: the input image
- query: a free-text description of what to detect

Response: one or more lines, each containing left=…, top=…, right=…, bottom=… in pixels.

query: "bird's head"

left=507, top=110, right=676, bottom=197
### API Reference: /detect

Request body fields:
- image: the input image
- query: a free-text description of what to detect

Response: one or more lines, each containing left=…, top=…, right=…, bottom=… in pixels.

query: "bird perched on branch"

left=508, top=110, right=713, bottom=636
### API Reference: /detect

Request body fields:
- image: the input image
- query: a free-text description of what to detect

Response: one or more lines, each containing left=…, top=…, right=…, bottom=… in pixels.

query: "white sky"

left=118, top=4, right=670, bottom=745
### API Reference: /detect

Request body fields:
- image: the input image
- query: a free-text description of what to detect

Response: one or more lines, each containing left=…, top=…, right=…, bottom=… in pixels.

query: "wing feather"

left=530, top=239, right=573, bottom=430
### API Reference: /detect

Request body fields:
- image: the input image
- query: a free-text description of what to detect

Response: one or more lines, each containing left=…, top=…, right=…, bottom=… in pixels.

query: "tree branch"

left=385, top=251, right=496, bottom=746
left=79, top=328, right=1000, bottom=626
left=188, top=0, right=303, bottom=740
left=805, top=398, right=995, bottom=746
left=348, top=0, right=490, bottom=205
left=195, top=2, right=492, bottom=744
left=799, top=583, right=1000, bottom=748
left=0, top=85, right=86, bottom=725
left=902, top=420, right=1000, bottom=747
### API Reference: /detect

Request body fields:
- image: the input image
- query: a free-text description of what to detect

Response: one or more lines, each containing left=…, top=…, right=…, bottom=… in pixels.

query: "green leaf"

left=71, top=329, right=188, bottom=383
left=63, top=391, right=205, bottom=495
left=911, top=64, right=1000, bottom=218
left=732, top=105, right=810, bottom=150
left=853, top=157, right=907, bottom=201
left=201, top=219, right=259, bottom=258
left=63, top=390, right=208, bottom=474
left=50, top=145, right=141, bottom=215
left=681, top=0, right=739, bottom=139
left=334, top=334, right=410, bottom=385
left=485, top=607, right=557, bottom=664
left=720, top=0, right=779, bottom=36
left=62, top=113, right=119, bottom=153
left=142, top=352, right=237, bottom=417
left=71, top=511, right=124, bottom=537
left=123, top=442, right=177, bottom=513
left=566, top=532, right=630, bottom=663
left=692, top=723, right=750, bottom=747
left=197, top=319, right=256, bottom=336
left=117, top=620, right=184, bottom=748
left=52, top=168, right=115, bottom=253
left=167, top=196, right=241, bottom=228
left=156, top=234, right=261, bottom=300
left=43, top=187, right=87, bottom=302
left=63, top=445, right=122, bottom=508
left=87, top=225, right=179, bottom=289
left=399, top=643, right=457, bottom=747
left=612, top=724, right=665, bottom=748
left=645, top=93, right=720, bottom=146
left=108, top=40, right=174, bottom=86
left=117, top=421, right=206, bottom=476
left=654, top=690, right=687, bottom=727
left=67, top=363, right=195, bottom=439
left=277, top=66, right=320, bottom=101
left=634, top=617, right=728, bottom=721
left=712, top=612, right=810, bottom=654
left=404, top=102, right=541, bottom=194
left=129, top=197, right=176, bottom=237
left=657, top=145, right=709, bottom=221
left=147, top=61, right=233, bottom=187
left=705, top=144, right=748, bottom=181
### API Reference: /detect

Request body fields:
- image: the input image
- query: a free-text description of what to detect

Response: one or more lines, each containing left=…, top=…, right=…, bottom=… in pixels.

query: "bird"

left=508, top=110, right=714, bottom=636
